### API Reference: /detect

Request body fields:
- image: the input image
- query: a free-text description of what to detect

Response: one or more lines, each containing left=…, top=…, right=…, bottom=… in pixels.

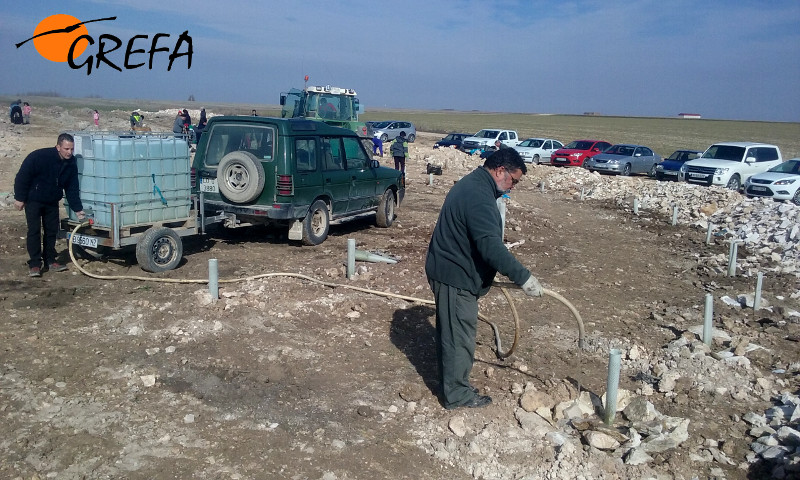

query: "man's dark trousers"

left=25, top=201, right=59, bottom=268
left=430, top=279, right=479, bottom=408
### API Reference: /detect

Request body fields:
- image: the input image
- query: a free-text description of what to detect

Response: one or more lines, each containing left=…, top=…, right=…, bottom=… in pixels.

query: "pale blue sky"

left=2, top=0, right=799, bottom=121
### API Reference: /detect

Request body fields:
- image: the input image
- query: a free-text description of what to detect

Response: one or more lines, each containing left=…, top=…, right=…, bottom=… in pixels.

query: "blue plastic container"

left=66, top=133, right=191, bottom=228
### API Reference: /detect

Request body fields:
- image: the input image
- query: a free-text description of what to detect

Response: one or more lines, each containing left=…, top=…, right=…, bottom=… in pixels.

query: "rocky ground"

left=1, top=104, right=798, bottom=480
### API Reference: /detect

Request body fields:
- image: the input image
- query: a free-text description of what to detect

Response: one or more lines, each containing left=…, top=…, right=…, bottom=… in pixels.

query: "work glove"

left=521, top=275, right=543, bottom=297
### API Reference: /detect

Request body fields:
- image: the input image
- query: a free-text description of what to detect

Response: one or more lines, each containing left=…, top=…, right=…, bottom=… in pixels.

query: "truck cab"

left=280, top=85, right=371, bottom=139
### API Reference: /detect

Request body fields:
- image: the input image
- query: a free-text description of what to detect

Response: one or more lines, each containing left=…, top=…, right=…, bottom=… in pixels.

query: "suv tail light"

left=190, top=167, right=197, bottom=187
left=277, top=175, right=293, bottom=195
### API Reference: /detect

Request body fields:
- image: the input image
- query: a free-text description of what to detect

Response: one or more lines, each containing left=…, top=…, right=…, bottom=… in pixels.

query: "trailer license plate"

left=70, top=233, right=98, bottom=248
left=200, top=178, right=218, bottom=193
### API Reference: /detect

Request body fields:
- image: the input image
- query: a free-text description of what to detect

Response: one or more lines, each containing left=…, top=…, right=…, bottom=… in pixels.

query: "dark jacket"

left=14, top=147, right=83, bottom=211
left=425, top=166, right=530, bottom=296
left=390, top=136, right=408, bottom=157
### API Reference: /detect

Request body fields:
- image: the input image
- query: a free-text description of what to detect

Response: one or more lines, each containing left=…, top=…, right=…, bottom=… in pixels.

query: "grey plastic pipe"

left=604, top=348, right=622, bottom=425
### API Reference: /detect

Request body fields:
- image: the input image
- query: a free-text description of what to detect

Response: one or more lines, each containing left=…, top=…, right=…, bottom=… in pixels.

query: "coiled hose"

left=68, top=221, right=585, bottom=357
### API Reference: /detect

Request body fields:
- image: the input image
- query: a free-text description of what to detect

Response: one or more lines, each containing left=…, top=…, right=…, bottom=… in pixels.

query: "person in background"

left=10, top=99, right=23, bottom=125
left=372, top=135, right=384, bottom=157
left=251, top=109, right=258, bottom=116
left=425, top=148, right=543, bottom=409
left=130, top=111, right=144, bottom=128
left=182, top=109, right=192, bottom=131
left=173, top=110, right=186, bottom=134
left=390, top=131, right=409, bottom=173
left=13, top=133, right=86, bottom=277
left=195, top=116, right=207, bottom=144
left=199, top=107, right=207, bottom=125
left=318, top=98, right=337, bottom=119
left=22, top=102, right=32, bottom=124
left=93, top=109, right=100, bottom=128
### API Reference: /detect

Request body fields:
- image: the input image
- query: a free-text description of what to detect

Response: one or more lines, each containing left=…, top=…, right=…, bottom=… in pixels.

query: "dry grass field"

left=5, top=95, right=799, bottom=160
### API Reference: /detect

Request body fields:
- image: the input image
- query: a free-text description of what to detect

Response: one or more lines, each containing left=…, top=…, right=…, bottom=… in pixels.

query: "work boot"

left=446, top=395, right=492, bottom=410
left=47, top=263, right=68, bottom=272
left=29, top=267, right=42, bottom=277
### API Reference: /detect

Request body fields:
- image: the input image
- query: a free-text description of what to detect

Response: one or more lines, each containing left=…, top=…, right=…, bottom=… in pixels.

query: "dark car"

left=434, top=133, right=471, bottom=149
left=192, top=116, right=404, bottom=246
left=655, top=149, right=702, bottom=181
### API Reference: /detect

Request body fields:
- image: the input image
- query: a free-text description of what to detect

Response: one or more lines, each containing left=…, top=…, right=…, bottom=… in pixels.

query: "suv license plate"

left=688, top=173, right=707, bottom=178
left=200, top=178, right=218, bottom=193
left=750, top=186, right=767, bottom=192
left=70, top=233, right=98, bottom=248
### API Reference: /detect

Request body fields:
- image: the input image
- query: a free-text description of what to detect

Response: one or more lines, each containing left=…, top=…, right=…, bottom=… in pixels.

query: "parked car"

left=192, top=116, right=405, bottom=246
left=550, top=139, right=612, bottom=167
left=461, top=129, right=519, bottom=153
left=744, top=158, right=800, bottom=205
left=513, top=138, right=564, bottom=165
left=681, top=142, right=783, bottom=190
left=584, top=144, right=662, bottom=176
left=434, top=133, right=471, bottom=149
left=371, top=120, right=416, bottom=143
left=655, top=149, right=703, bottom=181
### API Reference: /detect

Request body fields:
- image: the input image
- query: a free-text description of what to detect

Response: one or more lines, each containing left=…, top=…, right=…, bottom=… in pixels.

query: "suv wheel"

left=380, top=134, right=389, bottom=143
left=217, top=151, right=265, bottom=204
left=376, top=190, right=396, bottom=228
left=406, top=134, right=416, bottom=143
left=726, top=174, right=741, bottom=191
left=793, top=189, right=800, bottom=206
left=302, top=200, right=330, bottom=245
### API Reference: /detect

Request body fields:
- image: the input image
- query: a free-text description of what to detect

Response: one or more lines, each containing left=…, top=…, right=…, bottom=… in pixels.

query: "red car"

left=551, top=139, right=612, bottom=167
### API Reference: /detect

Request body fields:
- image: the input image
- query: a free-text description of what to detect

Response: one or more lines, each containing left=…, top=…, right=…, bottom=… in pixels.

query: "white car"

left=513, top=138, right=564, bottom=165
left=744, top=158, right=800, bottom=205
left=681, top=142, right=783, bottom=190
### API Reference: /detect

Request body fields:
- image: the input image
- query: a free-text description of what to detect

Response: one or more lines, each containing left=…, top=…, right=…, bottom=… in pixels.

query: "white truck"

left=681, top=142, right=783, bottom=190
left=460, top=129, right=519, bottom=153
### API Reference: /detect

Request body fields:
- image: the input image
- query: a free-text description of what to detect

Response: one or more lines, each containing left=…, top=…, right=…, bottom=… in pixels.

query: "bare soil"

left=1, top=105, right=798, bottom=480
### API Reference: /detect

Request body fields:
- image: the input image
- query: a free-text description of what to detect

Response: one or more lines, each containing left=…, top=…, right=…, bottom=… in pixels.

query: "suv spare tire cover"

left=217, top=151, right=266, bottom=204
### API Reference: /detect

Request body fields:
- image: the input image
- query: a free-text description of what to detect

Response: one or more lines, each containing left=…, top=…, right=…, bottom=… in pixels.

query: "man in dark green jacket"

left=390, top=131, right=409, bottom=173
left=425, top=148, right=543, bottom=409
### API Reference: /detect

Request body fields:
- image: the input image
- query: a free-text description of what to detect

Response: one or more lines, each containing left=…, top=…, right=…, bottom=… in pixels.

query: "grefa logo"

left=15, top=14, right=192, bottom=75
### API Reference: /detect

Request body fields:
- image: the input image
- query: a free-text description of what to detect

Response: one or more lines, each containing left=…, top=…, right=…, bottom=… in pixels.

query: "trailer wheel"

left=217, top=151, right=265, bottom=204
left=136, top=227, right=183, bottom=272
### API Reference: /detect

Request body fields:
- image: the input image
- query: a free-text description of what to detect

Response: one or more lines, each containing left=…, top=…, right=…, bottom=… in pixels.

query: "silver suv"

left=371, top=121, right=416, bottom=143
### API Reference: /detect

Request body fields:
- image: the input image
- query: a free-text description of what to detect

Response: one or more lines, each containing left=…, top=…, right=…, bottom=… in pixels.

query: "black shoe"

left=470, top=385, right=480, bottom=394
left=446, top=395, right=492, bottom=410
left=47, top=263, right=68, bottom=272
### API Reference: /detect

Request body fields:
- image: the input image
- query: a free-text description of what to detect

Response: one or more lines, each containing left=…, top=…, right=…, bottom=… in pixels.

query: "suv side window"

left=750, top=147, right=778, bottom=162
left=295, top=138, right=317, bottom=172
left=321, top=137, right=345, bottom=171
left=499, top=132, right=508, bottom=141
left=343, top=137, right=368, bottom=170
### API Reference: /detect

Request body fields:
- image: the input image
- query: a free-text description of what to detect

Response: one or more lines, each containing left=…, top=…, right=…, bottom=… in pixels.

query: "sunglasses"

left=503, top=168, right=521, bottom=185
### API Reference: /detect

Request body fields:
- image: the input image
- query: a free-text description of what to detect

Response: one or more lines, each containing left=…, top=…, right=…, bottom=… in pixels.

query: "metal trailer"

left=57, top=131, right=225, bottom=272
left=59, top=192, right=226, bottom=272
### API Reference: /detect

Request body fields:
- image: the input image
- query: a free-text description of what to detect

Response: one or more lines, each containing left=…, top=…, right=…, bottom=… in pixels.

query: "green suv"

left=192, top=116, right=404, bottom=245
